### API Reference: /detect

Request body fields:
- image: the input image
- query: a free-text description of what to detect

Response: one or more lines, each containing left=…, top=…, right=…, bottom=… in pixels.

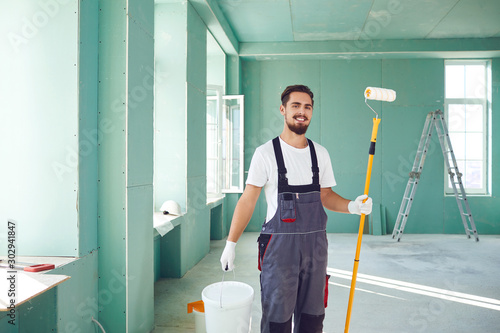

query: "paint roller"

left=363, top=87, right=396, bottom=118
left=344, top=87, right=396, bottom=333
left=364, top=86, right=396, bottom=102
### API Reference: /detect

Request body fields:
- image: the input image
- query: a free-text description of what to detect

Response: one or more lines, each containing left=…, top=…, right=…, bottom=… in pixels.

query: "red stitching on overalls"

left=258, top=234, right=273, bottom=271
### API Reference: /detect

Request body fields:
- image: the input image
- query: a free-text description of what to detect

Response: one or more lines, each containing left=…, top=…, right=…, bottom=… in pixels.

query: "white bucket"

left=192, top=309, right=206, bottom=333
left=202, top=281, right=254, bottom=333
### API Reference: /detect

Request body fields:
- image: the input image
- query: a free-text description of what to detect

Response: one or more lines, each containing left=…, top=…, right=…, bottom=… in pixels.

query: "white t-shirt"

left=246, top=137, right=336, bottom=222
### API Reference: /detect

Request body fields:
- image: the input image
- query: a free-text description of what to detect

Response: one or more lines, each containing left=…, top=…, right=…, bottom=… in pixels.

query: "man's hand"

left=348, top=194, right=373, bottom=215
left=220, top=241, right=236, bottom=271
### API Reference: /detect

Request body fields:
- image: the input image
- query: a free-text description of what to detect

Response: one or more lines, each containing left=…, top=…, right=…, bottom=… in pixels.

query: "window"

left=222, top=95, right=245, bottom=193
left=444, top=60, right=491, bottom=195
left=207, top=86, right=223, bottom=198
left=206, top=87, right=245, bottom=199
left=205, top=31, right=244, bottom=199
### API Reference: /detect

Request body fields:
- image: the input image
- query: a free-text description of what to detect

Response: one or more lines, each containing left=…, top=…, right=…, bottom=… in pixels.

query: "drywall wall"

left=228, top=56, right=499, bottom=236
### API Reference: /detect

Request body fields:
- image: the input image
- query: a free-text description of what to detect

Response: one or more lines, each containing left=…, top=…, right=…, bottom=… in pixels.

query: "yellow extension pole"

left=344, top=117, right=381, bottom=333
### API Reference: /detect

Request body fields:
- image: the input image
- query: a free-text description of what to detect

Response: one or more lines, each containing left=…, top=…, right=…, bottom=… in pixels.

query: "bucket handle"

left=220, top=268, right=236, bottom=308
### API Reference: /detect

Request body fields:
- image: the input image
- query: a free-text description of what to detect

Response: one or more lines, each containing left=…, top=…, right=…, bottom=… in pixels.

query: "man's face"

left=280, top=91, right=313, bottom=135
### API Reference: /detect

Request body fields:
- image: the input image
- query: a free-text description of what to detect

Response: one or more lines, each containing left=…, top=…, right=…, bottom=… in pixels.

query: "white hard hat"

left=160, top=200, right=182, bottom=216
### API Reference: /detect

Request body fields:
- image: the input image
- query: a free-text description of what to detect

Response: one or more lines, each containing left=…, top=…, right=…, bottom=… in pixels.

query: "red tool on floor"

left=0, top=259, right=55, bottom=272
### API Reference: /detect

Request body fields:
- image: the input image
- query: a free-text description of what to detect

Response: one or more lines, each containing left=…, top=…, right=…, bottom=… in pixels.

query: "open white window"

left=222, top=95, right=244, bottom=193
left=444, top=60, right=491, bottom=195
left=207, top=86, right=224, bottom=198
left=207, top=87, right=244, bottom=199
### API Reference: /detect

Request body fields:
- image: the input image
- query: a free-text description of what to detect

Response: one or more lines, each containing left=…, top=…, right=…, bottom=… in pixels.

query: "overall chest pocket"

left=280, top=193, right=296, bottom=222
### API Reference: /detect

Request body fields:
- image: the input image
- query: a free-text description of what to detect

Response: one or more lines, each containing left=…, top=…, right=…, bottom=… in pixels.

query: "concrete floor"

left=153, top=232, right=500, bottom=333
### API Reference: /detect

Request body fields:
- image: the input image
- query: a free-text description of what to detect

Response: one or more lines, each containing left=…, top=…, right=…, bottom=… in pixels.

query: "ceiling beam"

left=239, top=38, right=500, bottom=60
left=189, top=0, right=239, bottom=55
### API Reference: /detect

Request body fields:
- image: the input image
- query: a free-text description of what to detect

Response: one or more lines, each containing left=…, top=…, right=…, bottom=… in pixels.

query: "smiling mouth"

left=294, top=116, right=308, bottom=122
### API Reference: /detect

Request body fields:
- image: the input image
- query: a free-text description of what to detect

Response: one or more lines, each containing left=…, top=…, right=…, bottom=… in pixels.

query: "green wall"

left=2, top=0, right=107, bottom=331
left=232, top=57, right=500, bottom=236
left=155, top=2, right=211, bottom=278
left=0, top=0, right=80, bottom=257
left=98, top=0, right=155, bottom=331
left=79, top=0, right=99, bottom=257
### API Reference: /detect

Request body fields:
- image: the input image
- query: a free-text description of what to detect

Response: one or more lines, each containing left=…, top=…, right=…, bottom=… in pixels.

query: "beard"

left=286, top=116, right=309, bottom=135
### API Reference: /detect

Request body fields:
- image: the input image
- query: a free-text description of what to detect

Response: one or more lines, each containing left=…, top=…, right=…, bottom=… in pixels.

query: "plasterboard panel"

left=154, top=3, right=188, bottom=211
left=291, top=0, right=372, bottom=41
left=128, top=0, right=154, bottom=36
left=427, top=0, right=500, bottom=38
left=186, top=84, right=207, bottom=178
left=367, top=0, right=458, bottom=40
left=319, top=59, right=382, bottom=188
left=0, top=0, right=79, bottom=256
left=126, top=185, right=154, bottom=332
left=97, top=0, right=127, bottom=328
left=52, top=252, right=98, bottom=331
left=380, top=59, right=445, bottom=234
left=127, top=18, right=154, bottom=187
left=187, top=3, right=208, bottom=90
left=218, top=0, right=293, bottom=42
left=78, top=0, right=99, bottom=256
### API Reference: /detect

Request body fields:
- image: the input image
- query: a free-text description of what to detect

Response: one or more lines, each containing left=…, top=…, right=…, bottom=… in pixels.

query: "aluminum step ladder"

left=392, top=109, right=479, bottom=242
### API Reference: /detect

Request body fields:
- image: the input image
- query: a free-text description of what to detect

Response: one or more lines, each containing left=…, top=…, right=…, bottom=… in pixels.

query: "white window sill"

left=153, top=212, right=182, bottom=237
left=445, top=192, right=490, bottom=197
left=0, top=256, right=73, bottom=311
left=207, top=195, right=225, bottom=208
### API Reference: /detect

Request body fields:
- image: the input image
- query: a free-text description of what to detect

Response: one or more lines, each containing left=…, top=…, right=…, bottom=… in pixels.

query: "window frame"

left=222, top=95, right=245, bottom=194
left=206, top=87, right=245, bottom=200
left=206, top=85, right=224, bottom=200
left=444, top=59, right=491, bottom=196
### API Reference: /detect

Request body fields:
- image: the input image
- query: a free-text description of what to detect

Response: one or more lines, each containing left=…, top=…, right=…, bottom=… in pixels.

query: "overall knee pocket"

left=269, top=316, right=292, bottom=333
left=298, top=313, right=324, bottom=333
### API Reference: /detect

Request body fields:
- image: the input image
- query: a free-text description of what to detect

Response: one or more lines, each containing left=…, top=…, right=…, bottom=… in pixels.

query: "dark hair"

left=281, top=85, right=314, bottom=107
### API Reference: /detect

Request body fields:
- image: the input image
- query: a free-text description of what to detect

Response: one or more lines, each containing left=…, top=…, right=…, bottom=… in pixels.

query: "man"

left=220, top=84, right=372, bottom=333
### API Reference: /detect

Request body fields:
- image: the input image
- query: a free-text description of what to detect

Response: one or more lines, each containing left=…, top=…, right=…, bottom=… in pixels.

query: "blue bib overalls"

left=258, top=137, right=329, bottom=333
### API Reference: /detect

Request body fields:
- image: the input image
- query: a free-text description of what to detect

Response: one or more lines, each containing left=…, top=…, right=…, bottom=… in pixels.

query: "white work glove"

left=348, top=194, right=373, bottom=215
left=220, top=240, right=236, bottom=271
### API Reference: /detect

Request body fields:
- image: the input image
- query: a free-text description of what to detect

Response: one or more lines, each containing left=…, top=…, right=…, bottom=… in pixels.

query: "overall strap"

left=272, top=136, right=321, bottom=193
left=307, top=139, right=320, bottom=186
left=272, top=137, right=289, bottom=190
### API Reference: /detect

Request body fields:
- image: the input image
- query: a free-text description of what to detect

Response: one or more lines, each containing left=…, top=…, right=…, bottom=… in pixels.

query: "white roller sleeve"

left=364, top=87, right=396, bottom=102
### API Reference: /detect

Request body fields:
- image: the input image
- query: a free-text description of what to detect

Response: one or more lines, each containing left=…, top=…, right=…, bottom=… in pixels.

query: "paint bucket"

left=187, top=300, right=206, bottom=333
left=202, top=281, right=254, bottom=333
